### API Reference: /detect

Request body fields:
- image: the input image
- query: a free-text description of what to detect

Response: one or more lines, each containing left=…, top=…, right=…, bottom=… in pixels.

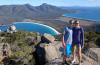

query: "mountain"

left=0, top=3, right=74, bottom=24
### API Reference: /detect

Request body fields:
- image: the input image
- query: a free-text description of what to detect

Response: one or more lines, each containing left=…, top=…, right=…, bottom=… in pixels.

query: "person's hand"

left=63, top=42, right=66, bottom=48
left=62, top=37, right=66, bottom=48
left=62, top=40, right=66, bottom=48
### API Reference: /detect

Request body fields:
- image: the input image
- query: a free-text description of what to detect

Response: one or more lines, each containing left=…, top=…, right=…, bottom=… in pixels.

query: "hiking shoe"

left=71, top=59, right=76, bottom=64
left=79, top=63, right=81, bottom=65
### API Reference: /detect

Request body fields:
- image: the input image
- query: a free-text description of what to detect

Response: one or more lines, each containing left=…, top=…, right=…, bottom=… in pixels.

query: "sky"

left=0, top=0, right=100, bottom=7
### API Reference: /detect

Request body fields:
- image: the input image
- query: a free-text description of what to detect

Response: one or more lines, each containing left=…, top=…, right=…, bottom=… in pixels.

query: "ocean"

left=63, top=7, right=100, bottom=22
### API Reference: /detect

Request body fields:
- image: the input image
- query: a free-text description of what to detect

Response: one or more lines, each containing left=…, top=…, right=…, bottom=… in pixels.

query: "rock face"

left=44, top=42, right=63, bottom=65
left=0, top=43, right=11, bottom=61
left=82, top=48, right=100, bottom=65
left=45, top=42, right=100, bottom=65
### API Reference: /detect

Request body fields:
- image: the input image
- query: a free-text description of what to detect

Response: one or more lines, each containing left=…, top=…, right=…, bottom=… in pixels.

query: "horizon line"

left=0, top=3, right=100, bottom=7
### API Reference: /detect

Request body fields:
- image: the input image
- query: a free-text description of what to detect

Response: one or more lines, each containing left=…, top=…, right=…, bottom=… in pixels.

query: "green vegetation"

left=84, top=32, right=100, bottom=48
left=0, top=31, right=37, bottom=65
left=55, top=31, right=100, bottom=48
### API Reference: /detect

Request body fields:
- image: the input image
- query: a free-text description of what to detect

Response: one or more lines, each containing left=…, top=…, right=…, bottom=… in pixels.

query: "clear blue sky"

left=0, top=0, right=100, bottom=7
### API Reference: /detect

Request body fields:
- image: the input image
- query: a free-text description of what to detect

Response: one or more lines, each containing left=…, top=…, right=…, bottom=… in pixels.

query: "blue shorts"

left=65, top=44, right=72, bottom=57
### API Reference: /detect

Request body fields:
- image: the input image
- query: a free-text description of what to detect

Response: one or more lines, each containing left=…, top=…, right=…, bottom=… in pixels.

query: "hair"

left=69, top=20, right=74, bottom=24
left=74, top=20, right=80, bottom=24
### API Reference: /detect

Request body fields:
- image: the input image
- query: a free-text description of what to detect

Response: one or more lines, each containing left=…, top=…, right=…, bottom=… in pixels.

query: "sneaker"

left=79, top=63, right=81, bottom=65
left=71, top=59, right=76, bottom=64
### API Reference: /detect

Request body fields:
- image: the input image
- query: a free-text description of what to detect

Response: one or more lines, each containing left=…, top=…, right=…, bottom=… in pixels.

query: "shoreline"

left=61, top=16, right=100, bottom=23
left=59, top=16, right=100, bottom=26
left=34, top=16, right=100, bottom=32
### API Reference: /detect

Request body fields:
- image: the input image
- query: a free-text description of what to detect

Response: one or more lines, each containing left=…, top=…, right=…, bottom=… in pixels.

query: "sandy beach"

left=33, top=16, right=100, bottom=32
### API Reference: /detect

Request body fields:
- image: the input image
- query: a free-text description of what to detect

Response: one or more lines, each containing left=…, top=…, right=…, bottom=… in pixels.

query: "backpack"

left=35, top=44, right=46, bottom=65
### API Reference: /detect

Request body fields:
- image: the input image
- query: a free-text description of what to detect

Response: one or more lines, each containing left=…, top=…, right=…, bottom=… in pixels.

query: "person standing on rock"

left=72, top=20, right=84, bottom=65
left=62, top=20, right=74, bottom=62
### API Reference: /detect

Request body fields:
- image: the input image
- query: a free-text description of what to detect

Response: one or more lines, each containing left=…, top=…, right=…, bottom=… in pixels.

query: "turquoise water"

left=13, top=22, right=59, bottom=35
left=63, top=7, right=100, bottom=22
left=0, top=22, right=59, bottom=35
left=0, top=25, right=8, bottom=32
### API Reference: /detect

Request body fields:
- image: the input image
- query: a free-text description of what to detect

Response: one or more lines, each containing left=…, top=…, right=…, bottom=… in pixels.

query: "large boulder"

left=0, top=43, right=11, bottom=62
left=44, top=42, right=100, bottom=65
left=8, top=25, right=17, bottom=33
left=81, top=48, right=99, bottom=65
left=42, top=33, right=55, bottom=43
left=44, top=42, right=63, bottom=65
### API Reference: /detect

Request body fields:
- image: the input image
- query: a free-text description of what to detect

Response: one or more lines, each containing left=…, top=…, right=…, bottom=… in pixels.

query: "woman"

left=72, top=20, right=84, bottom=65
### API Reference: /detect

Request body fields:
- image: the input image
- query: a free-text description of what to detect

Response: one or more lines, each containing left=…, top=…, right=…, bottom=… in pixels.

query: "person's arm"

left=62, top=31, right=66, bottom=48
left=80, top=27, right=84, bottom=48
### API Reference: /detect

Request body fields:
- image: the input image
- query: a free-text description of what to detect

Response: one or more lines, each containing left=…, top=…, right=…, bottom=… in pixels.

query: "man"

left=72, top=20, right=84, bottom=65
left=62, top=20, right=74, bottom=62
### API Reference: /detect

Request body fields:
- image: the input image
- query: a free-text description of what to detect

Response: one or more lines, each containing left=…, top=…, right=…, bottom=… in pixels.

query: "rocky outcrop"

left=0, top=32, right=99, bottom=65
left=43, top=33, right=55, bottom=43
left=0, top=43, right=11, bottom=62
left=82, top=48, right=100, bottom=65
left=45, top=42, right=99, bottom=65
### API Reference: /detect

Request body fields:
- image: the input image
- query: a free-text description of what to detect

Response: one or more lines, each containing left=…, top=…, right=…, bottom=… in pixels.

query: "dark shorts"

left=72, top=43, right=81, bottom=48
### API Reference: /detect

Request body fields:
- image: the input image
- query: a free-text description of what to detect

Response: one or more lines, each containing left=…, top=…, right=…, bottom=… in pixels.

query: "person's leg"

left=78, top=44, right=82, bottom=65
left=66, top=44, right=71, bottom=58
left=69, top=44, right=72, bottom=57
left=65, top=44, right=72, bottom=62
left=65, top=44, right=69, bottom=61
left=72, top=45, right=76, bottom=63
